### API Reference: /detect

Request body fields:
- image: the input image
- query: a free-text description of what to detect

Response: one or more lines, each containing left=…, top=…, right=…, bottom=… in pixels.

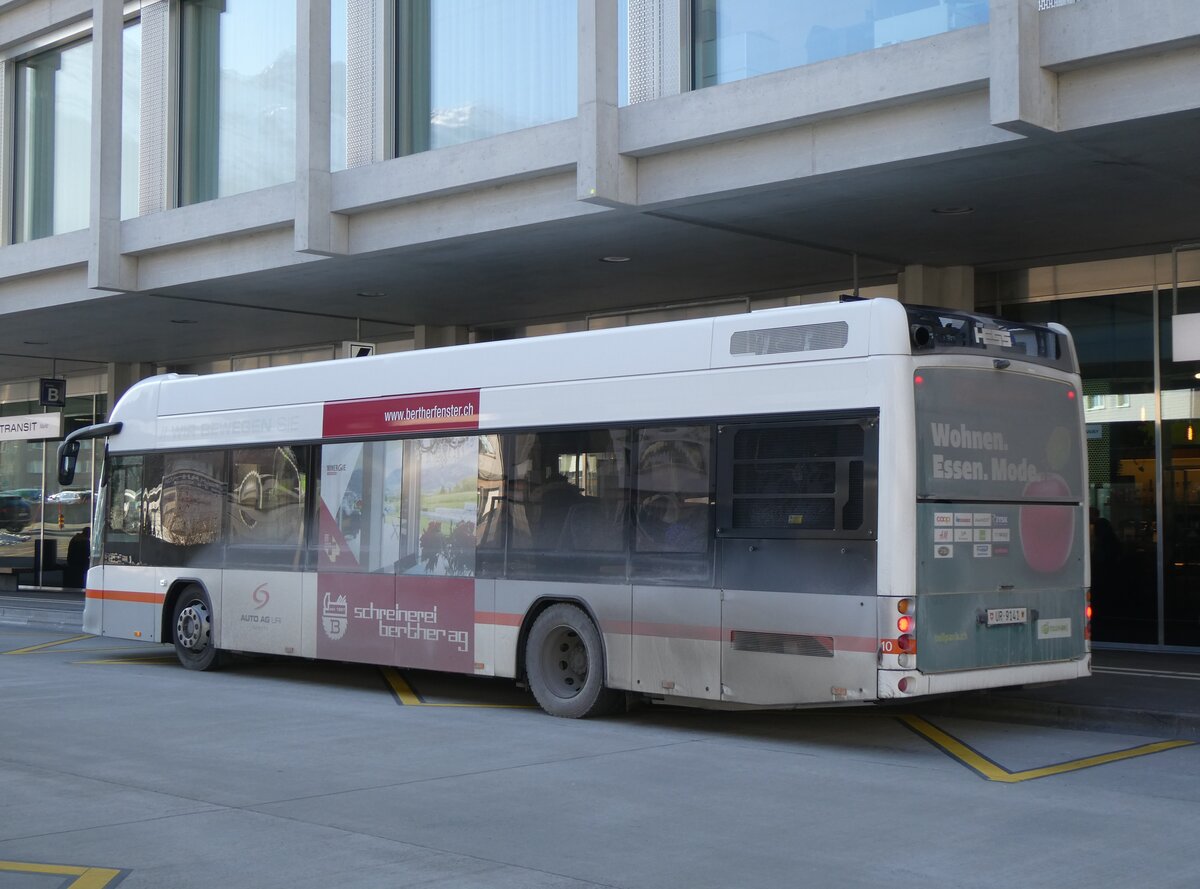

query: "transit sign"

left=0, top=412, right=64, bottom=442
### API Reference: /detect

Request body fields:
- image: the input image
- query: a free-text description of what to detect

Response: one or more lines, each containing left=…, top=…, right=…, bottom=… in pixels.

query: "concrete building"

left=0, top=0, right=1197, bottom=649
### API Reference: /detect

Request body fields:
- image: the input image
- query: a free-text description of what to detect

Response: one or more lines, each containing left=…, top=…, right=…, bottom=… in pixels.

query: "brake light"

left=897, top=634, right=916, bottom=654
left=1084, top=589, right=1093, bottom=642
left=897, top=615, right=914, bottom=633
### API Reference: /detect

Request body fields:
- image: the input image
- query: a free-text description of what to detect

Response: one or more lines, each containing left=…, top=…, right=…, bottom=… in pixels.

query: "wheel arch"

left=160, top=578, right=211, bottom=644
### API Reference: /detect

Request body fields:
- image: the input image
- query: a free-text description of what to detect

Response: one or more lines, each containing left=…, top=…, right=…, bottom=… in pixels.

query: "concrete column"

left=578, top=0, right=636, bottom=207
left=413, top=325, right=469, bottom=350
left=106, top=362, right=157, bottom=416
left=899, top=265, right=976, bottom=311
left=296, top=0, right=347, bottom=255
left=89, top=0, right=137, bottom=292
left=990, top=0, right=1058, bottom=135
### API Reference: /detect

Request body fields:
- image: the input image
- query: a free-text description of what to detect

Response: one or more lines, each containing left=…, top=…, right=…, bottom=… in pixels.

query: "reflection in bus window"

left=636, top=427, right=711, bottom=554
left=144, top=451, right=226, bottom=566
left=226, top=446, right=308, bottom=568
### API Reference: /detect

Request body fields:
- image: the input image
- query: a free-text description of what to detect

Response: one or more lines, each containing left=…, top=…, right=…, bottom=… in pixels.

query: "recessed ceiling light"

left=356, top=291, right=385, bottom=298
left=932, top=206, right=974, bottom=216
left=600, top=255, right=631, bottom=263
left=23, top=340, right=48, bottom=345
left=170, top=319, right=198, bottom=324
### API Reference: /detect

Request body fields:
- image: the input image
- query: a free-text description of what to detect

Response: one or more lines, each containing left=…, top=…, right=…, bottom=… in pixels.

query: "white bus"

left=59, top=298, right=1090, bottom=717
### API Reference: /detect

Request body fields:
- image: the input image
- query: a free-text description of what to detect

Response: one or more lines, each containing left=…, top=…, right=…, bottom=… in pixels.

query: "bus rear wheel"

left=172, top=586, right=222, bottom=671
left=526, top=603, right=621, bottom=718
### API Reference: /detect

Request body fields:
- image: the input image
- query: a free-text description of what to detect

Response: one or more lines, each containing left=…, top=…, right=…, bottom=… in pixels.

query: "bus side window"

left=103, top=455, right=144, bottom=566
left=226, top=446, right=309, bottom=570
left=632, top=426, right=714, bottom=584
left=143, top=451, right=227, bottom=568
left=507, top=428, right=631, bottom=580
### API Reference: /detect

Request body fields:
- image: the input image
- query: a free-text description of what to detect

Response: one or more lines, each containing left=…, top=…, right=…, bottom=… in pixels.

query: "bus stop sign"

left=40, top=378, right=66, bottom=408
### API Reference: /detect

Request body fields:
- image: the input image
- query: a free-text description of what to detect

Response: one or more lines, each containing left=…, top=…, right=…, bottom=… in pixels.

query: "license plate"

left=987, top=607, right=1028, bottom=626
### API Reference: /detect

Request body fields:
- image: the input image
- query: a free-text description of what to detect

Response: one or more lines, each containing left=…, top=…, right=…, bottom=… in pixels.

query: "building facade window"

left=178, top=0, right=296, bottom=205
left=122, top=20, right=141, bottom=219
left=395, top=0, right=577, bottom=157
left=692, top=0, right=988, bottom=89
left=12, top=39, right=93, bottom=242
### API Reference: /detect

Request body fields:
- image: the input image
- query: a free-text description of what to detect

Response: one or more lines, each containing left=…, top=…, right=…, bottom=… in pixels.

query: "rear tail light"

left=898, top=677, right=912, bottom=693
left=896, top=599, right=915, bottom=653
left=1084, top=589, right=1093, bottom=642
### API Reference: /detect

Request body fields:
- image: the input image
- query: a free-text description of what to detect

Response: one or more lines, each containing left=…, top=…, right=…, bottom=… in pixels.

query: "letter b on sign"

left=40, top=378, right=66, bottom=408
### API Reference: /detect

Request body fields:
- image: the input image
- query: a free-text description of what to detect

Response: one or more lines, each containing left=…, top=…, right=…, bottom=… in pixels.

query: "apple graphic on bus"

left=1019, top=473, right=1075, bottom=573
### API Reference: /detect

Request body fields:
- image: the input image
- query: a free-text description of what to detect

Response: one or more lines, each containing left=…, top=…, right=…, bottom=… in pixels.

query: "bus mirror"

left=57, top=439, right=80, bottom=486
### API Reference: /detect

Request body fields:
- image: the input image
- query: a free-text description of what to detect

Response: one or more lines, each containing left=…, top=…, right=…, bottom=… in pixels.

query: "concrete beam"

left=295, top=0, right=347, bottom=256
left=577, top=0, right=636, bottom=207
left=990, top=0, right=1058, bottom=135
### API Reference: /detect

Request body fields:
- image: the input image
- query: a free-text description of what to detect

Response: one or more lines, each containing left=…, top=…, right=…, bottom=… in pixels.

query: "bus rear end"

left=882, top=310, right=1090, bottom=698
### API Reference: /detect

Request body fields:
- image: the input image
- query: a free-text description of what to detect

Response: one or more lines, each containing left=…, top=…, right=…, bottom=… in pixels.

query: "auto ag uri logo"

left=252, top=583, right=270, bottom=609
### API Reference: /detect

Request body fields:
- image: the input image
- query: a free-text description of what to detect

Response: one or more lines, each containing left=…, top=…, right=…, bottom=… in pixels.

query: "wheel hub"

left=544, top=626, right=588, bottom=697
left=176, top=601, right=211, bottom=652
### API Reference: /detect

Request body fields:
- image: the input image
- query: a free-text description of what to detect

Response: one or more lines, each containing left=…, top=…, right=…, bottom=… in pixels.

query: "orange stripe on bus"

left=86, top=589, right=165, bottom=604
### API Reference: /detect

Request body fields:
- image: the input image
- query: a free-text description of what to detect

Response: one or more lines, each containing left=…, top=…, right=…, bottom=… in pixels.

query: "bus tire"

left=172, top=585, right=222, bottom=671
left=526, top=603, right=621, bottom=718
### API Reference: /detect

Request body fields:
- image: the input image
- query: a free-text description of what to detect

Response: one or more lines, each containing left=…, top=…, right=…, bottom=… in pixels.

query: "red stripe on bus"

left=86, top=589, right=165, bottom=604
left=476, top=611, right=523, bottom=627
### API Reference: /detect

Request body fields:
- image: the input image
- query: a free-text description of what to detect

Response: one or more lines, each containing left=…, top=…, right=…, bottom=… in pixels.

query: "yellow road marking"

left=900, top=714, right=1195, bottom=783
left=0, top=860, right=126, bottom=888
left=381, top=667, right=535, bottom=709
left=4, top=634, right=91, bottom=655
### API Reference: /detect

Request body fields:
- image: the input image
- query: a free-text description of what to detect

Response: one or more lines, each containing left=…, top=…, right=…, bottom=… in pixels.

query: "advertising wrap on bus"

left=914, top=367, right=1086, bottom=672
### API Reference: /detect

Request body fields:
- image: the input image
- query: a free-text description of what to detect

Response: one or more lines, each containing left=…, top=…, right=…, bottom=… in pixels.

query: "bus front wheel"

left=172, top=586, right=222, bottom=671
left=525, top=603, right=621, bottom=718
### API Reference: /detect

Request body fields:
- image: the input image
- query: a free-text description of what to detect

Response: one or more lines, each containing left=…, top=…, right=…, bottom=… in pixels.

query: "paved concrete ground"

left=2, top=590, right=1197, bottom=739
left=1, top=616, right=1198, bottom=889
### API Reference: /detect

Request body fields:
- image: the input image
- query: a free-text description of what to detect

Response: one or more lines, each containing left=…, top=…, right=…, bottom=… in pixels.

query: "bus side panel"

left=473, top=579, right=496, bottom=676
left=82, top=565, right=103, bottom=635
left=493, top=579, right=633, bottom=689
left=220, top=570, right=303, bottom=657
left=631, top=585, right=721, bottom=702
left=88, top=564, right=161, bottom=641
left=311, top=573, right=479, bottom=673
left=721, top=589, right=878, bottom=705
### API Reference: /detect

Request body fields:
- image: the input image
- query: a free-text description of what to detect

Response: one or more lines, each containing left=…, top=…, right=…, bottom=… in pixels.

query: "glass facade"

left=331, top=0, right=347, bottom=171
left=12, top=39, right=92, bottom=242
left=0, top=392, right=106, bottom=587
left=179, top=0, right=296, bottom=205
left=1000, top=286, right=1200, bottom=648
left=693, top=0, right=988, bottom=88
left=395, top=0, right=577, bottom=157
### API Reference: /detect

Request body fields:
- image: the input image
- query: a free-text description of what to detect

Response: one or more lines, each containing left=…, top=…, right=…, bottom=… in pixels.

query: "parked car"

left=0, top=494, right=31, bottom=532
